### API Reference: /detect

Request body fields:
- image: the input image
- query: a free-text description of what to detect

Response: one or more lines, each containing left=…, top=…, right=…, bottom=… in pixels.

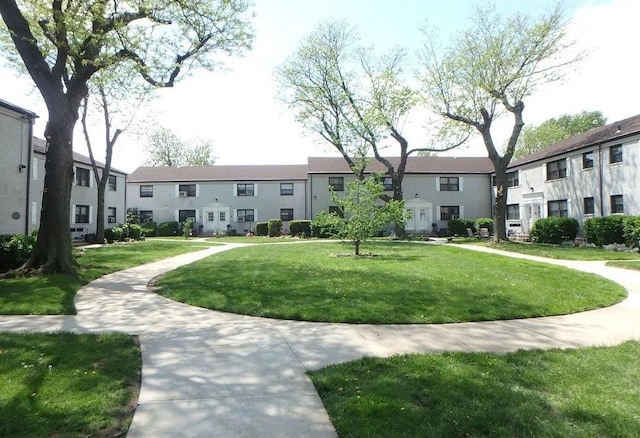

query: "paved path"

left=1, top=242, right=640, bottom=437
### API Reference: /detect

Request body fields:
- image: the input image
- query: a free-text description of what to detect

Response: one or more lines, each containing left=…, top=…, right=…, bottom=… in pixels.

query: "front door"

left=203, top=206, right=230, bottom=233
left=523, top=202, right=542, bottom=233
left=405, top=200, right=433, bottom=233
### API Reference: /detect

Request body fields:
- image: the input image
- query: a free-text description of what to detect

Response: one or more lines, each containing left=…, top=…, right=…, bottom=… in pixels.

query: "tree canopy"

left=514, top=111, right=607, bottom=159
left=420, top=2, right=578, bottom=241
left=144, top=127, right=215, bottom=167
left=0, top=0, right=253, bottom=273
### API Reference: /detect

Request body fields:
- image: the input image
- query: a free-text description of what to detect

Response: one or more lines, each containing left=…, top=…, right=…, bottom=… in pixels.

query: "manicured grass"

left=466, top=240, right=640, bottom=260
left=0, top=333, right=140, bottom=437
left=205, top=236, right=299, bottom=244
left=0, top=240, right=216, bottom=315
left=155, top=242, right=625, bottom=323
left=309, top=341, right=640, bottom=438
left=606, top=260, right=640, bottom=271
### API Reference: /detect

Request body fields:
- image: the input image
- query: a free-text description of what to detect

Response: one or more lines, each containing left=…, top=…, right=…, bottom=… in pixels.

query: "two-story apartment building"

left=1, top=99, right=127, bottom=239
left=501, top=114, right=640, bottom=235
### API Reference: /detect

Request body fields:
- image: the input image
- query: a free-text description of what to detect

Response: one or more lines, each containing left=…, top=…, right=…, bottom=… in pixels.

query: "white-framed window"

left=583, top=197, right=595, bottom=215
left=439, top=177, right=459, bottom=191
left=178, top=184, right=197, bottom=197
left=107, top=207, right=116, bottom=223
left=548, top=200, right=569, bottom=217
left=280, top=208, right=294, bottom=221
left=546, top=159, right=567, bottom=180
left=108, top=175, right=117, bottom=191
left=236, top=209, right=255, bottom=222
left=583, top=151, right=594, bottom=169
left=610, top=144, right=623, bottom=164
left=140, top=185, right=153, bottom=198
left=440, top=205, right=460, bottom=220
left=76, top=167, right=91, bottom=187
left=611, top=195, right=624, bottom=214
left=506, top=204, right=520, bottom=220
left=280, top=183, right=294, bottom=196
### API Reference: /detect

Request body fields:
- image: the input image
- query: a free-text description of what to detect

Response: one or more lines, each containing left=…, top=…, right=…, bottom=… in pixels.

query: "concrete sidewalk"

left=1, top=242, right=640, bottom=437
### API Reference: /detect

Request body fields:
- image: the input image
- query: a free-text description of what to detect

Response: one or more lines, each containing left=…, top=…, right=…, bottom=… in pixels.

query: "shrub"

left=141, top=222, right=158, bottom=237
left=447, top=218, right=475, bottom=236
left=268, top=219, right=282, bottom=237
left=475, top=218, right=494, bottom=234
left=530, top=217, right=579, bottom=244
left=255, top=222, right=268, bottom=236
left=622, top=216, right=640, bottom=248
left=158, top=221, right=180, bottom=237
left=127, top=223, right=143, bottom=240
left=182, top=219, right=193, bottom=239
left=290, top=220, right=312, bottom=237
left=311, top=221, right=338, bottom=238
left=584, top=216, right=625, bottom=246
left=0, top=233, right=36, bottom=273
left=104, top=226, right=123, bottom=243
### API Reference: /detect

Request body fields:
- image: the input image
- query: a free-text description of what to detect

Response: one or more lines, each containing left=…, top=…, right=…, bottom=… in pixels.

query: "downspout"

left=23, top=115, right=35, bottom=235
left=598, top=144, right=604, bottom=217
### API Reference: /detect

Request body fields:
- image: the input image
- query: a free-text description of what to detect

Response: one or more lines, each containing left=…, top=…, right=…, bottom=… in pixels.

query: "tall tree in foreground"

left=514, top=111, right=606, bottom=159
left=144, top=127, right=216, bottom=167
left=276, top=20, right=464, bottom=236
left=420, top=3, right=579, bottom=241
left=0, top=0, right=252, bottom=273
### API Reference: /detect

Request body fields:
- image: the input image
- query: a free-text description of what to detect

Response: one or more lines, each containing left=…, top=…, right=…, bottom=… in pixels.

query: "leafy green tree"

left=313, top=175, right=406, bottom=256
left=0, top=0, right=252, bottom=273
left=514, top=111, right=607, bottom=159
left=420, top=3, right=579, bottom=241
left=277, top=20, right=462, bottom=237
left=144, top=127, right=215, bottom=166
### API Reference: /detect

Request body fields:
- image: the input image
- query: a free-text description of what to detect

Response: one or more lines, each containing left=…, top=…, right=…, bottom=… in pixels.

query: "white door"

left=204, top=207, right=230, bottom=233
left=523, top=203, right=542, bottom=232
left=405, top=201, right=433, bottom=233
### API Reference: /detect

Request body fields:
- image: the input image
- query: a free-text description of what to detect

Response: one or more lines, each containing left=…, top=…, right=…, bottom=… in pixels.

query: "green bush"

left=104, top=226, right=123, bottom=243
left=158, top=221, right=180, bottom=237
left=584, top=216, right=625, bottom=246
left=448, top=218, right=475, bottom=236
left=127, top=223, right=143, bottom=240
left=531, top=217, right=579, bottom=244
left=255, top=222, right=268, bottom=236
left=182, top=219, right=193, bottom=239
left=290, top=220, right=312, bottom=237
left=475, top=218, right=494, bottom=234
left=141, top=222, right=158, bottom=237
left=0, top=233, right=36, bottom=273
left=622, top=216, right=640, bottom=248
left=268, top=219, right=282, bottom=237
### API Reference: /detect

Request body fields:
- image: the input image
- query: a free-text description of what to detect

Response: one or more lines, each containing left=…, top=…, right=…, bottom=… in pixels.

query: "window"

left=140, top=210, right=153, bottom=223
left=140, top=185, right=153, bottom=198
left=237, top=183, right=254, bottom=196
left=107, top=207, right=116, bottom=224
left=280, top=208, right=294, bottom=221
left=207, top=212, right=215, bottom=222
left=236, top=209, right=255, bottom=222
left=548, top=200, right=568, bottom=217
left=76, top=167, right=90, bottom=187
left=610, top=144, right=623, bottom=164
left=75, top=205, right=90, bottom=223
left=179, top=210, right=196, bottom=222
left=329, top=177, right=344, bottom=191
left=546, top=158, right=567, bottom=180
left=506, top=204, right=520, bottom=220
left=219, top=212, right=226, bottom=222
left=439, top=177, right=459, bottom=191
left=280, top=183, right=294, bottom=196
left=611, top=195, right=624, bottom=214
left=179, top=184, right=197, bottom=197
left=506, top=171, right=519, bottom=187
left=108, top=175, right=117, bottom=191
left=440, top=206, right=460, bottom=220
left=583, top=197, right=595, bottom=215
left=582, top=151, right=594, bottom=169
left=382, top=177, right=393, bottom=191
left=328, top=206, right=344, bottom=218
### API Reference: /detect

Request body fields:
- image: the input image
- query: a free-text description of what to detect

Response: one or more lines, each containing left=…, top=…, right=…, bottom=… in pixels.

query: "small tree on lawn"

left=313, top=176, right=406, bottom=256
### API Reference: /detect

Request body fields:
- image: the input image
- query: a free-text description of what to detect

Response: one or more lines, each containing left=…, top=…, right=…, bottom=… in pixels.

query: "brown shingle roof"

left=509, top=113, right=640, bottom=168
left=307, top=156, right=494, bottom=174
left=33, top=137, right=127, bottom=175
left=128, top=164, right=309, bottom=183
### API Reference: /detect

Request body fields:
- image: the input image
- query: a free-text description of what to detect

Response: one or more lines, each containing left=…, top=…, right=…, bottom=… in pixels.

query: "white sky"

left=1, top=0, right=638, bottom=173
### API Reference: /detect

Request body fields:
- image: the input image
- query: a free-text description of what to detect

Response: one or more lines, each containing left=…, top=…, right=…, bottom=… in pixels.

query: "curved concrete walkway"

left=1, top=242, right=640, bottom=437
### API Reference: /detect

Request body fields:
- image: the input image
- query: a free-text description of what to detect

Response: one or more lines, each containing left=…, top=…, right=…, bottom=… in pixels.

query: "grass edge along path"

left=309, top=340, right=640, bottom=438
left=155, top=242, right=626, bottom=324
left=0, top=332, right=141, bottom=438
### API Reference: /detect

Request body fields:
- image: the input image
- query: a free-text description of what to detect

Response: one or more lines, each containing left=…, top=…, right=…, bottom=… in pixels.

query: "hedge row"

left=584, top=216, right=640, bottom=248
left=530, top=217, right=579, bottom=244
left=447, top=218, right=494, bottom=237
left=104, top=223, right=144, bottom=242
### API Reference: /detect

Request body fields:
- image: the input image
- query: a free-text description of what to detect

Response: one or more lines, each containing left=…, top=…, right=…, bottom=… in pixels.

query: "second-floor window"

left=506, top=171, right=519, bottom=187
left=329, top=177, right=344, bottom=191
left=76, top=167, right=90, bottom=187
left=548, top=200, right=568, bottom=217
left=75, top=205, right=90, bottom=223
left=382, top=177, right=393, bottom=191
left=237, top=183, right=254, bottom=196
left=179, top=184, right=197, bottom=197
left=439, top=177, right=459, bottom=191
left=280, top=183, right=294, bottom=196
left=582, top=151, right=594, bottom=169
left=108, top=175, right=117, bottom=191
left=610, top=144, right=623, bottom=164
left=546, top=158, right=567, bottom=180
left=140, top=185, right=153, bottom=198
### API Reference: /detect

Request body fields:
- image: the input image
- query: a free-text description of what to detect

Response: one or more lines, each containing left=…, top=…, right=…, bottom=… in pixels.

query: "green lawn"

left=155, top=242, right=626, bottom=323
left=0, top=333, right=140, bottom=437
left=310, top=341, right=640, bottom=438
left=606, top=260, right=640, bottom=271
left=465, top=240, right=640, bottom=260
left=0, top=240, right=216, bottom=315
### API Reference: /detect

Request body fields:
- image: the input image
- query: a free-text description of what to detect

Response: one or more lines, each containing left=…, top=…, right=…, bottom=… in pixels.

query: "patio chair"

left=479, top=227, right=490, bottom=238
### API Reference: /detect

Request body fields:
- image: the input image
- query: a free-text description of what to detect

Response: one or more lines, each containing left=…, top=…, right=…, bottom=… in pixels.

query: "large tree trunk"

left=22, top=111, right=77, bottom=274
left=95, top=180, right=107, bottom=243
left=392, top=181, right=406, bottom=237
left=492, top=166, right=509, bottom=242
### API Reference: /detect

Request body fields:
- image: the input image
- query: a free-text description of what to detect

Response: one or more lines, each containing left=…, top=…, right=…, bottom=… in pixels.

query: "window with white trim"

left=280, top=208, right=294, bottom=221
left=439, top=177, right=459, bottom=191
left=280, top=183, right=294, bottom=196
left=548, top=200, right=568, bottom=217
left=236, top=209, right=255, bottom=222
left=440, top=205, right=460, bottom=220
left=610, top=144, right=623, bottom=164
left=506, top=204, right=520, bottom=220
left=75, top=205, right=90, bottom=223
left=76, top=167, right=90, bottom=187
left=583, top=197, right=595, bottom=215
left=546, top=159, right=567, bottom=180
left=140, top=185, right=153, bottom=198
left=107, top=207, right=116, bottom=224
left=611, top=195, right=624, bottom=214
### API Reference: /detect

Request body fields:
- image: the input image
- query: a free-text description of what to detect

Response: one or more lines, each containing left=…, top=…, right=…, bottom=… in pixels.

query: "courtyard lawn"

left=0, top=240, right=216, bottom=315
left=309, top=341, right=640, bottom=438
left=464, top=240, right=640, bottom=260
left=606, top=260, right=640, bottom=271
left=155, top=242, right=626, bottom=323
left=0, top=333, right=140, bottom=437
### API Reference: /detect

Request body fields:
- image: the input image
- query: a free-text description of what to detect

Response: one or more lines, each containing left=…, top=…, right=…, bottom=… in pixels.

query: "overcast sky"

left=1, top=0, right=638, bottom=173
